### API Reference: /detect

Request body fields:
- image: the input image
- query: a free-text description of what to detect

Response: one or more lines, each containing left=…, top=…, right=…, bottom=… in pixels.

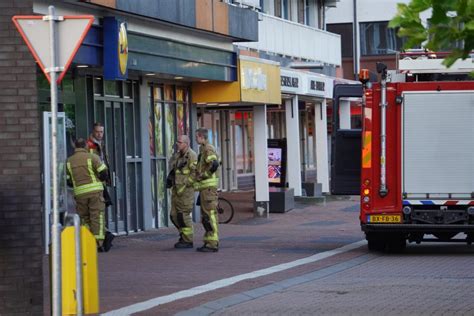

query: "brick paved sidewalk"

left=44, top=192, right=364, bottom=315
left=96, top=192, right=363, bottom=315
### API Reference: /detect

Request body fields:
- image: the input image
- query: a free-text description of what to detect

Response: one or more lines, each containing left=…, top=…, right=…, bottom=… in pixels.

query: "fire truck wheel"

left=366, top=233, right=386, bottom=252
left=386, top=235, right=406, bottom=253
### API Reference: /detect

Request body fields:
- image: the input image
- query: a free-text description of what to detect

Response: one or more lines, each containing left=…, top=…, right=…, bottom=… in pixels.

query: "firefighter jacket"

left=195, top=141, right=219, bottom=191
left=87, top=135, right=111, bottom=185
left=66, top=148, right=108, bottom=197
left=170, top=147, right=197, bottom=195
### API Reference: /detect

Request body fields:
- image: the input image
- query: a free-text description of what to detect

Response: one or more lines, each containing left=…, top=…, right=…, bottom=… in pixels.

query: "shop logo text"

left=242, top=67, right=267, bottom=91
left=281, top=76, right=299, bottom=88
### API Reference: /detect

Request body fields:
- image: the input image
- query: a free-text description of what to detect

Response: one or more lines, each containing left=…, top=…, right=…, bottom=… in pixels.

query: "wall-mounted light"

left=145, top=73, right=155, bottom=76
left=76, top=65, right=89, bottom=68
left=174, top=76, right=183, bottom=80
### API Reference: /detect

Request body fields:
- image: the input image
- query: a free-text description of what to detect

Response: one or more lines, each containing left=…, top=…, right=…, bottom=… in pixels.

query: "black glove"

left=209, top=160, right=219, bottom=173
left=166, top=169, right=175, bottom=189
left=103, top=187, right=113, bottom=207
left=98, top=170, right=109, bottom=182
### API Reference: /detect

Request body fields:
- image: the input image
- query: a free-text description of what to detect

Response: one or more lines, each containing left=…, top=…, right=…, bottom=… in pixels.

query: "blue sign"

left=103, top=17, right=128, bottom=80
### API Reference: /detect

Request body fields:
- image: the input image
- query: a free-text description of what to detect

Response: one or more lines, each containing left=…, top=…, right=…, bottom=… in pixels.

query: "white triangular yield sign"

left=12, top=15, right=94, bottom=84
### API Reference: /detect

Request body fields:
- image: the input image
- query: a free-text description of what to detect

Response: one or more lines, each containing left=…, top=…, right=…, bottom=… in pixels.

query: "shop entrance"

left=92, top=78, right=143, bottom=234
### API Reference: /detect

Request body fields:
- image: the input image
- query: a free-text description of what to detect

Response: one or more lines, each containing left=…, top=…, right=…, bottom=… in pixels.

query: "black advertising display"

left=267, top=139, right=287, bottom=187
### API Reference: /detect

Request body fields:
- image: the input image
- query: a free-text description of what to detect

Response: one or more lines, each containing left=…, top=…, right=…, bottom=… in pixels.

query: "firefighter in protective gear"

left=194, top=128, right=220, bottom=252
left=67, top=138, right=109, bottom=251
left=87, top=122, right=111, bottom=186
left=87, top=122, right=115, bottom=251
left=168, top=135, right=197, bottom=248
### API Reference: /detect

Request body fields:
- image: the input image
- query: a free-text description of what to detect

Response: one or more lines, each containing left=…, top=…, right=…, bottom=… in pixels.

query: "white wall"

left=325, top=0, right=411, bottom=24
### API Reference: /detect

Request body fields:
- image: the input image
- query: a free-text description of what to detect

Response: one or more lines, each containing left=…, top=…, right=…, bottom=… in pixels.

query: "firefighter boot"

left=174, top=241, right=193, bottom=249
left=103, top=231, right=115, bottom=252
left=196, top=244, right=218, bottom=252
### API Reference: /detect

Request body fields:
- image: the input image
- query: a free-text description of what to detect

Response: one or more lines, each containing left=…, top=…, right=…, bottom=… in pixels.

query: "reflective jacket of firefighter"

left=169, top=147, right=197, bottom=244
left=87, top=135, right=111, bottom=186
left=195, top=141, right=220, bottom=249
left=66, top=148, right=108, bottom=242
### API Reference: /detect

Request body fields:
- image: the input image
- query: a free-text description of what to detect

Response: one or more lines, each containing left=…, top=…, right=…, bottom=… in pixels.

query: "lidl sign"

left=104, top=17, right=128, bottom=80
left=118, top=22, right=128, bottom=76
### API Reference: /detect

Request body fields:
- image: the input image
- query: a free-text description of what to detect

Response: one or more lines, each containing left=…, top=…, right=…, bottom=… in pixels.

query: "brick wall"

left=0, top=0, right=44, bottom=314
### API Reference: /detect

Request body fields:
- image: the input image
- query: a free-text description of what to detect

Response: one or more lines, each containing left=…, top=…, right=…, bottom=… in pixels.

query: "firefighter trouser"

left=199, top=187, right=219, bottom=249
left=75, top=191, right=106, bottom=242
left=170, top=187, right=194, bottom=243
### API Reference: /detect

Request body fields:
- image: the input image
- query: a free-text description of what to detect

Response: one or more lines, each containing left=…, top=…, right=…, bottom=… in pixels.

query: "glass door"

left=89, top=77, right=142, bottom=234
left=104, top=101, right=126, bottom=232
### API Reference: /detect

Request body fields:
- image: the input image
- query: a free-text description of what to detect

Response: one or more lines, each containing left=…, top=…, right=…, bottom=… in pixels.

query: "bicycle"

left=217, top=197, right=234, bottom=224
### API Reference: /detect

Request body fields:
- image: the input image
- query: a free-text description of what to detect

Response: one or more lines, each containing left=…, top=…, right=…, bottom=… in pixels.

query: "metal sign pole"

left=47, top=5, right=62, bottom=316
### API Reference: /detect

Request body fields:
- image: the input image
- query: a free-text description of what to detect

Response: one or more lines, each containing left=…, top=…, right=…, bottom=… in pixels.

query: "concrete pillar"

left=340, top=99, right=351, bottom=129
left=285, top=96, right=302, bottom=196
left=253, top=104, right=269, bottom=217
left=315, top=100, right=330, bottom=193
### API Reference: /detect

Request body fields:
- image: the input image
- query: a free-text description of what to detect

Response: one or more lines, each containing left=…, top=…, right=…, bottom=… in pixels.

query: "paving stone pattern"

left=211, top=246, right=474, bottom=315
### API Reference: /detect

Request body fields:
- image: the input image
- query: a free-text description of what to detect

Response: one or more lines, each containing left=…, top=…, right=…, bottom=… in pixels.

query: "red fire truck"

left=359, top=52, right=474, bottom=251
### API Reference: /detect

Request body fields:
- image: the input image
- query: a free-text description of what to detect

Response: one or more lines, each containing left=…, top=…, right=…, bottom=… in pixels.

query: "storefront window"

left=267, top=111, right=286, bottom=139
left=152, top=87, right=164, bottom=157
left=104, top=79, right=122, bottom=97
left=176, top=87, right=186, bottom=136
left=234, top=112, right=254, bottom=174
left=301, top=108, right=316, bottom=169
left=177, top=103, right=185, bottom=136
left=165, top=103, right=176, bottom=160
left=149, top=83, right=190, bottom=227
left=37, top=71, right=77, bottom=156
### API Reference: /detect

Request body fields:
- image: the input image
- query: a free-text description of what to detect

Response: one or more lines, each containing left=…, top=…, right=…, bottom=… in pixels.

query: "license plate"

left=368, top=215, right=401, bottom=223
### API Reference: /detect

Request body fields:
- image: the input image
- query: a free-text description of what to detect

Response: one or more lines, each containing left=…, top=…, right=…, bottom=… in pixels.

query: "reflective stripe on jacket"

left=195, top=142, right=219, bottom=190
left=66, top=148, right=107, bottom=197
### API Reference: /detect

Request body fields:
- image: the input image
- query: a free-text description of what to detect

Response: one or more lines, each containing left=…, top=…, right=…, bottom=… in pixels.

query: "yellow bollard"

left=61, top=226, right=99, bottom=315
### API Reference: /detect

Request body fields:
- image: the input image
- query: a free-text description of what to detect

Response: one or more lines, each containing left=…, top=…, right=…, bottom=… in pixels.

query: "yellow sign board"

left=240, top=59, right=281, bottom=104
left=192, top=57, right=281, bottom=105
left=118, top=22, right=128, bottom=76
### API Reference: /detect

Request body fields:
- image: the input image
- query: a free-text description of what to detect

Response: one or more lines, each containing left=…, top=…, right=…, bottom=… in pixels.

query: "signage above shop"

left=281, top=76, right=299, bottom=88
left=104, top=17, right=128, bottom=80
left=306, top=75, right=333, bottom=98
left=310, top=79, right=325, bottom=92
left=240, top=58, right=280, bottom=104
left=280, top=69, right=304, bottom=95
left=192, top=56, right=281, bottom=105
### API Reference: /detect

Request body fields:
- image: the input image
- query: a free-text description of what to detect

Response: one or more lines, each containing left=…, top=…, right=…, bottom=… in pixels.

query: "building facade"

left=0, top=0, right=257, bottom=313
left=326, top=0, right=416, bottom=80
left=196, top=0, right=344, bottom=209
